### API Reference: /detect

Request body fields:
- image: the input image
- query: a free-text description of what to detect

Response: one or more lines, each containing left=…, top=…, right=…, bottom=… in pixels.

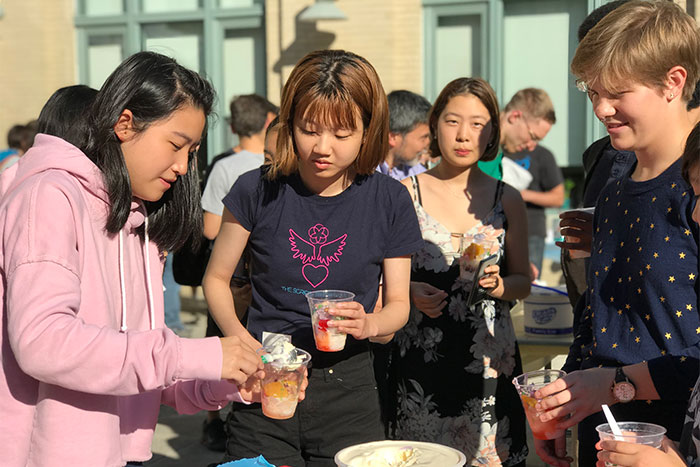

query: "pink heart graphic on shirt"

left=302, top=264, right=329, bottom=288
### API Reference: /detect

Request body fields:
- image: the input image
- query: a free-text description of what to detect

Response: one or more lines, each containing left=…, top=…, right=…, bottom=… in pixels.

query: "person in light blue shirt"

left=377, top=90, right=431, bottom=180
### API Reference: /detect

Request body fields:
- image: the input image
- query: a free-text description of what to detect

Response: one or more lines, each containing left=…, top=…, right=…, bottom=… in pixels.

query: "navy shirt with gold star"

left=564, top=158, right=699, bottom=440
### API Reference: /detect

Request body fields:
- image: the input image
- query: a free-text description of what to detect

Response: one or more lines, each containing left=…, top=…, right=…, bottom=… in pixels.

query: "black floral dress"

left=389, top=177, right=528, bottom=466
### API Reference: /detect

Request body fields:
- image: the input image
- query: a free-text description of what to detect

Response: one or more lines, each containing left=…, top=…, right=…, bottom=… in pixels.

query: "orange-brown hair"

left=268, top=49, right=388, bottom=179
left=572, top=0, right=700, bottom=102
left=428, top=77, right=501, bottom=162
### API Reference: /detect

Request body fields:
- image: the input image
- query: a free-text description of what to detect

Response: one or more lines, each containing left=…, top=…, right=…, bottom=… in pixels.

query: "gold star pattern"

left=601, top=327, right=607, bottom=333
left=625, top=304, right=631, bottom=310
left=665, top=236, right=670, bottom=242
left=650, top=224, right=654, bottom=229
left=685, top=229, right=692, bottom=236
left=646, top=264, right=651, bottom=271
left=681, top=356, right=688, bottom=362
left=604, top=266, right=609, bottom=272
left=618, top=278, right=623, bottom=283
left=629, top=327, right=635, bottom=332
left=665, top=333, right=672, bottom=340
left=635, top=337, right=641, bottom=343
left=609, top=229, right=613, bottom=235
left=690, top=273, right=696, bottom=281
left=624, top=209, right=628, bottom=215
left=687, top=304, right=693, bottom=311
left=669, top=276, right=676, bottom=283
left=667, top=207, right=673, bottom=213
left=637, top=288, right=642, bottom=294
left=610, top=296, right=615, bottom=303
left=671, top=183, right=677, bottom=188
left=683, top=191, right=688, bottom=197
left=660, top=296, right=666, bottom=302
left=645, top=314, right=651, bottom=321
left=697, top=327, right=700, bottom=334
left=595, top=271, right=599, bottom=276
left=680, top=252, right=687, bottom=259
left=676, top=311, right=683, bottom=318
left=617, top=309, right=623, bottom=315
left=612, top=258, right=617, bottom=263
left=653, top=252, right=659, bottom=258
left=661, top=350, right=667, bottom=355
left=612, top=343, right=618, bottom=349
left=652, top=196, right=657, bottom=202
left=637, top=217, right=641, bottom=223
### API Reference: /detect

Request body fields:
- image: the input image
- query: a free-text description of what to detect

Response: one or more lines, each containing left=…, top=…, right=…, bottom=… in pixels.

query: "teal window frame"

left=75, top=0, right=266, bottom=162
left=422, top=0, right=615, bottom=166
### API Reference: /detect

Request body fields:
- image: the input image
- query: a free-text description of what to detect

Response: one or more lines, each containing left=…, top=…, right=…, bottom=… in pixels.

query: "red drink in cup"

left=306, top=290, right=355, bottom=352
left=512, top=369, right=567, bottom=440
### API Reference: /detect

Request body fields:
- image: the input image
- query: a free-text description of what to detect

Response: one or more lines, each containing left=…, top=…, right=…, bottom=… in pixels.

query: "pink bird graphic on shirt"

left=289, top=223, right=347, bottom=288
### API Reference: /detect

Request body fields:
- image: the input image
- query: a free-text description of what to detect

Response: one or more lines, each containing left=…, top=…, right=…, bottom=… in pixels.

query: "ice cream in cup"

left=258, top=342, right=311, bottom=420
left=512, top=369, right=567, bottom=440
left=306, top=290, right=355, bottom=352
left=596, top=422, right=666, bottom=466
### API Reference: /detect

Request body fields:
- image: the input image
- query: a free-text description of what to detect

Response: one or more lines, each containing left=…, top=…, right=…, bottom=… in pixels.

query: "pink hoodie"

left=0, top=135, right=244, bottom=467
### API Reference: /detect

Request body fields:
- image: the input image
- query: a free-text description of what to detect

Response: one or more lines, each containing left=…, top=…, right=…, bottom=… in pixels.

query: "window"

left=75, top=0, right=266, bottom=162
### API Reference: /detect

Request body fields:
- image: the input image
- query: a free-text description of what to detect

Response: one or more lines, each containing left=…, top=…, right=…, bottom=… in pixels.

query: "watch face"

left=614, top=382, right=635, bottom=402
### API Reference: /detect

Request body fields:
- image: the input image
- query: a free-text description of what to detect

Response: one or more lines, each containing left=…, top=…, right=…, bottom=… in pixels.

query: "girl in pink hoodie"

left=0, top=51, right=266, bottom=467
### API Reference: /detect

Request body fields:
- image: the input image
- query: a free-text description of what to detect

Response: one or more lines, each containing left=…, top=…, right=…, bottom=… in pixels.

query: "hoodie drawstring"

left=118, top=216, right=156, bottom=332
left=143, top=216, right=156, bottom=330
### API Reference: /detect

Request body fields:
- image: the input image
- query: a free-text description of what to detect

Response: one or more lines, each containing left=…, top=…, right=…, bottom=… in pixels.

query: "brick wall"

left=265, top=0, right=423, bottom=105
left=0, top=0, right=76, bottom=148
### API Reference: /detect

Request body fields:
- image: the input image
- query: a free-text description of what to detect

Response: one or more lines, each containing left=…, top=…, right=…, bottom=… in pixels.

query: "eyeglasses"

left=522, top=118, right=542, bottom=143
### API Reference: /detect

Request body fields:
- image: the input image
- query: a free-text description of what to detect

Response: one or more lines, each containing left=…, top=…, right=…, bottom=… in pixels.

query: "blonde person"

left=389, top=77, right=531, bottom=465
left=533, top=2, right=700, bottom=466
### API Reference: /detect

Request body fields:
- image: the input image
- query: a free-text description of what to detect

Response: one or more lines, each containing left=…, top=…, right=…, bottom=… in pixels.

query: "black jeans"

left=223, top=350, right=384, bottom=467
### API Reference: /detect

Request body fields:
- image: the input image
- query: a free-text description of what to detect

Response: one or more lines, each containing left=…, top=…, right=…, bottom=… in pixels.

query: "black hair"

left=577, top=0, right=630, bottom=42
left=387, top=90, right=432, bottom=134
left=682, top=122, right=700, bottom=185
left=265, top=115, right=280, bottom=140
left=230, top=94, right=278, bottom=138
left=38, top=85, right=98, bottom=148
left=82, top=51, right=215, bottom=252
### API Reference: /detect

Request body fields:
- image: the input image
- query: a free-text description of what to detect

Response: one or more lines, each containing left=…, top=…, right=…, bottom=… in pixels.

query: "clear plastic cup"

left=306, top=290, right=355, bottom=352
left=259, top=348, right=311, bottom=420
left=560, top=207, right=595, bottom=259
left=596, top=422, right=666, bottom=466
left=512, top=369, right=567, bottom=440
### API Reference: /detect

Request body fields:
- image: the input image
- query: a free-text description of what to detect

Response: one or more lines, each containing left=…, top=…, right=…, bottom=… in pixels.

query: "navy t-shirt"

left=223, top=168, right=424, bottom=363
left=563, top=158, right=699, bottom=439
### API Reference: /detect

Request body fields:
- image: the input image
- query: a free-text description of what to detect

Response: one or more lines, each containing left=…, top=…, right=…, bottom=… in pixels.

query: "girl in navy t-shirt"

left=203, top=49, right=423, bottom=466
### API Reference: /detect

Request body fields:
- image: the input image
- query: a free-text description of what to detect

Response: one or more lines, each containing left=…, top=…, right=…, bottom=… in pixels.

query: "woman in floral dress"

left=389, top=77, right=531, bottom=466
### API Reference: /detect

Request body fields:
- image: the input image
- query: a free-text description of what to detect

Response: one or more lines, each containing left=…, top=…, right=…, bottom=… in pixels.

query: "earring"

left=670, top=93, right=674, bottom=99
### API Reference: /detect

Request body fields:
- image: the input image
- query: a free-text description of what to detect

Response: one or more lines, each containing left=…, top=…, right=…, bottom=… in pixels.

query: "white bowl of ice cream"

left=334, top=440, right=466, bottom=467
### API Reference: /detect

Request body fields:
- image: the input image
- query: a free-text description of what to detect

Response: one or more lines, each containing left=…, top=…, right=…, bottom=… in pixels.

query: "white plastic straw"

left=602, top=404, right=623, bottom=437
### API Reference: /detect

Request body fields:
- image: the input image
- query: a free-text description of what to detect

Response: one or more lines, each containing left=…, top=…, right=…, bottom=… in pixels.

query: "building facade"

left=1, top=0, right=698, bottom=166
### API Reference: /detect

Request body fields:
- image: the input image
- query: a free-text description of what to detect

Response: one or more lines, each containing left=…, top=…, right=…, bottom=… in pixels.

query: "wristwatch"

left=611, top=367, right=636, bottom=403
